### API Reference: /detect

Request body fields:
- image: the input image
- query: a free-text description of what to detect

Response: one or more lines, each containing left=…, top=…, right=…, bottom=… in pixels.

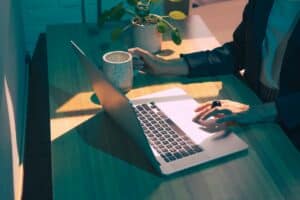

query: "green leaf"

left=135, top=2, right=150, bottom=18
left=171, top=29, right=182, bottom=45
left=127, top=0, right=138, bottom=6
left=156, top=21, right=168, bottom=33
left=111, top=28, right=123, bottom=40
left=168, top=10, right=186, bottom=20
left=97, top=10, right=111, bottom=26
left=150, top=0, right=161, bottom=3
left=167, top=0, right=182, bottom=2
left=110, top=2, right=126, bottom=20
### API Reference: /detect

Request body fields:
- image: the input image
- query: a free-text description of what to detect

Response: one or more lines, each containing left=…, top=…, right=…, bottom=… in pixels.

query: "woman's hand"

left=128, top=47, right=166, bottom=75
left=193, top=100, right=278, bottom=126
left=128, top=47, right=189, bottom=76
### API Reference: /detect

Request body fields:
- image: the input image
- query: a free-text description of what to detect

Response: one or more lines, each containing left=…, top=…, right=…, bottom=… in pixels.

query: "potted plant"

left=98, top=0, right=187, bottom=53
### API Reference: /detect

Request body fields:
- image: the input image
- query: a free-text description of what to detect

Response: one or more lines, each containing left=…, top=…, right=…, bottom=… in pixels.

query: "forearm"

left=180, top=43, right=242, bottom=77
left=261, top=102, right=278, bottom=122
left=159, top=58, right=189, bottom=76
left=275, top=92, right=300, bottom=129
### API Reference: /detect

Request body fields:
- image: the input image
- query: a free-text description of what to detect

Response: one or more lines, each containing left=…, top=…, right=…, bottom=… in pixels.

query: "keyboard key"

left=167, top=155, right=176, bottom=161
left=174, top=152, right=183, bottom=159
left=168, top=138, right=174, bottom=142
left=192, top=145, right=203, bottom=152
left=172, top=142, right=178, bottom=146
left=161, top=148, right=168, bottom=153
left=170, top=148, right=177, bottom=153
left=143, top=104, right=151, bottom=111
left=187, top=149, right=196, bottom=155
left=135, top=103, right=199, bottom=161
left=163, top=157, right=170, bottom=162
left=162, top=141, right=169, bottom=145
left=181, top=151, right=189, bottom=157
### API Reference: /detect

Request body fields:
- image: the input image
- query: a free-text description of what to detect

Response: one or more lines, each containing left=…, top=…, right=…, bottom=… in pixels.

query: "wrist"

left=160, top=58, right=189, bottom=76
left=263, top=102, right=278, bottom=122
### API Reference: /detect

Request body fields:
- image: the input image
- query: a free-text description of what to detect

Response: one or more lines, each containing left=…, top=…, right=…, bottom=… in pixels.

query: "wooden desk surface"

left=47, top=16, right=300, bottom=200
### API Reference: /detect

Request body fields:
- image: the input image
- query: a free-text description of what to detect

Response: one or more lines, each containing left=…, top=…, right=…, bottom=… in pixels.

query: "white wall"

left=0, top=0, right=28, bottom=199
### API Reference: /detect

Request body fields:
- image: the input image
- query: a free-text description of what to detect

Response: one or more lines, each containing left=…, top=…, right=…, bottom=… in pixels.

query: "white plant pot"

left=132, top=23, right=162, bottom=53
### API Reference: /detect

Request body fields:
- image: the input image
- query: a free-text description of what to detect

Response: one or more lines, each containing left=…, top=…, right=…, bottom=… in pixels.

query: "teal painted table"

left=47, top=16, right=300, bottom=200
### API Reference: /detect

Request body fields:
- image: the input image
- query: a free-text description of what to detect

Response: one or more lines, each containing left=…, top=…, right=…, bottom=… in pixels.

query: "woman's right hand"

left=128, top=47, right=189, bottom=76
left=128, top=47, right=167, bottom=75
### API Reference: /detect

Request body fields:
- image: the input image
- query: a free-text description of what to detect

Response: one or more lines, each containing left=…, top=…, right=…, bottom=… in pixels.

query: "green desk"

left=47, top=15, right=300, bottom=200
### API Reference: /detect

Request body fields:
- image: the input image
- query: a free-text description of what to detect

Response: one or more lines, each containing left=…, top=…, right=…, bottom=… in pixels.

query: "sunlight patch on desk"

left=160, top=37, right=220, bottom=60
left=51, top=114, right=96, bottom=141
left=51, top=82, right=222, bottom=141
left=52, top=91, right=102, bottom=141
left=127, top=82, right=223, bottom=101
left=56, top=91, right=101, bottom=113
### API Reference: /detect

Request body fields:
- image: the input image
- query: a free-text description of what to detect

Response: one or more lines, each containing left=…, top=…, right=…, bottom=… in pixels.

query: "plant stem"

left=125, top=9, right=137, bottom=17
left=147, top=0, right=152, bottom=6
left=150, top=14, right=176, bottom=30
left=122, top=23, right=133, bottom=31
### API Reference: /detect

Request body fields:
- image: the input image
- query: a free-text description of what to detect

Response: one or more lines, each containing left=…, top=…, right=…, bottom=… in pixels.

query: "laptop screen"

left=70, top=41, right=159, bottom=166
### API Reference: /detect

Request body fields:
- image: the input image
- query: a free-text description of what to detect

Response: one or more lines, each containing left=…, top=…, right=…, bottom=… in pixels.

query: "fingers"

left=201, top=108, right=232, bottom=120
left=216, top=115, right=237, bottom=124
left=132, top=56, right=145, bottom=70
left=194, top=101, right=213, bottom=112
left=128, top=47, right=152, bottom=59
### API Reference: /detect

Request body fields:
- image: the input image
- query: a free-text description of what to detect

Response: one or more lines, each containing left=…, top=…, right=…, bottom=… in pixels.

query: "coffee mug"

left=102, top=51, right=133, bottom=92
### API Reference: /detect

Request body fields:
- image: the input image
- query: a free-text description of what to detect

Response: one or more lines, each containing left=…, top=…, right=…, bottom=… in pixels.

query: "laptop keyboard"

left=133, top=102, right=203, bottom=163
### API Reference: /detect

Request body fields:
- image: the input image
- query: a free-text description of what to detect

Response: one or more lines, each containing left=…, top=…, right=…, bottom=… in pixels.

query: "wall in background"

left=22, top=0, right=163, bottom=54
left=0, top=0, right=28, bottom=199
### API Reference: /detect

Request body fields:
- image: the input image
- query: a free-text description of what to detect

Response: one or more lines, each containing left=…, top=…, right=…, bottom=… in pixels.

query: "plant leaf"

left=110, top=2, right=126, bottom=20
left=127, top=0, right=138, bottom=6
left=171, top=29, right=182, bottom=45
left=135, top=2, right=150, bottom=18
left=97, top=10, right=110, bottom=27
left=168, top=10, right=186, bottom=20
left=150, top=0, right=161, bottom=3
left=167, top=0, right=182, bottom=2
left=111, top=28, right=123, bottom=40
left=156, top=21, right=168, bottom=33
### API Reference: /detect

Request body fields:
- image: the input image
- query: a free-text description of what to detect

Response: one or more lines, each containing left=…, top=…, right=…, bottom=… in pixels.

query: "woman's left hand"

left=193, top=100, right=278, bottom=126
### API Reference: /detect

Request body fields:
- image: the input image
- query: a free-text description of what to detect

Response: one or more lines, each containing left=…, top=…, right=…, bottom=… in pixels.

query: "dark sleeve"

left=275, top=92, right=300, bottom=130
left=180, top=0, right=253, bottom=77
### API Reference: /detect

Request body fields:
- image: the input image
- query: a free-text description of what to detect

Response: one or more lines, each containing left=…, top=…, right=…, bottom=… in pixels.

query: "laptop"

left=70, top=40, right=248, bottom=175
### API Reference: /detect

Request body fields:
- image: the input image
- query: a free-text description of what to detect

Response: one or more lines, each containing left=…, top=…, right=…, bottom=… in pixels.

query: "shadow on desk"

left=79, top=110, right=248, bottom=173
left=51, top=106, right=248, bottom=198
left=78, top=111, right=157, bottom=174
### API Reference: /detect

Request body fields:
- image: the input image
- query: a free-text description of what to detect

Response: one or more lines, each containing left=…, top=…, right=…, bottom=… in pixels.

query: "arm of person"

left=193, top=92, right=300, bottom=130
left=130, top=0, right=254, bottom=77
left=129, top=47, right=189, bottom=76
left=181, top=0, right=254, bottom=77
left=193, top=100, right=278, bottom=126
left=276, top=92, right=300, bottom=130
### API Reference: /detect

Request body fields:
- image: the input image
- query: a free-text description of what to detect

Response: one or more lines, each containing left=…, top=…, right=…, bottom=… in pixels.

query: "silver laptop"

left=70, top=40, right=248, bottom=175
